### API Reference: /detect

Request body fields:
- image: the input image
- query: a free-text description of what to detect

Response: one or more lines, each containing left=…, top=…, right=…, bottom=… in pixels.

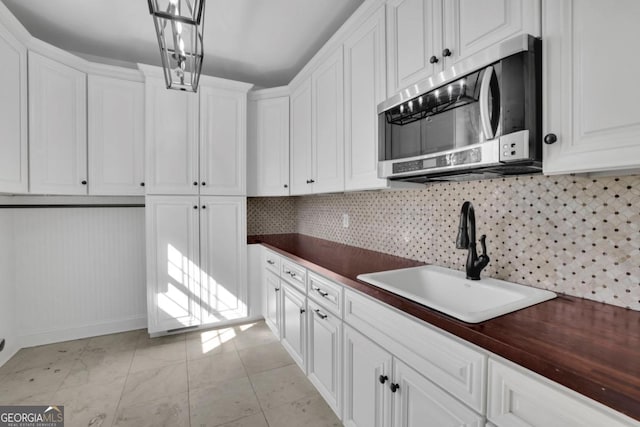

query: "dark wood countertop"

left=248, top=233, right=640, bottom=422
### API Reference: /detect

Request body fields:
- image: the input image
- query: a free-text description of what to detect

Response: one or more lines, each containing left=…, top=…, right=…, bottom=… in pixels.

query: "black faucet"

left=455, top=201, right=490, bottom=280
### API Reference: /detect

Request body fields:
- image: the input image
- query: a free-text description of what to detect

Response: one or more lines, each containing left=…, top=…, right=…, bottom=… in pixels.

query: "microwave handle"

left=479, top=66, right=495, bottom=140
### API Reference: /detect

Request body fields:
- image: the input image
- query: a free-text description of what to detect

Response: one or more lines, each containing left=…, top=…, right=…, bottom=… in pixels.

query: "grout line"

left=109, top=331, right=144, bottom=427
left=235, top=326, right=272, bottom=427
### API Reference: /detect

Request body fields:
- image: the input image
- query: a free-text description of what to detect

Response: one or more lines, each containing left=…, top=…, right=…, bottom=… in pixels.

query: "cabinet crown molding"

left=249, top=86, right=290, bottom=100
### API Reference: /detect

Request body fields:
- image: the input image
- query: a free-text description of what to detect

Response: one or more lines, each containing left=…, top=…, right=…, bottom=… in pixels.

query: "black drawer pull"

left=314, top=309, right=327, bottom=319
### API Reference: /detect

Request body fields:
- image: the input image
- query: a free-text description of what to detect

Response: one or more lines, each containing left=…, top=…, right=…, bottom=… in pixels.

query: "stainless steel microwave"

left=378, top=35, right=541, bottom=182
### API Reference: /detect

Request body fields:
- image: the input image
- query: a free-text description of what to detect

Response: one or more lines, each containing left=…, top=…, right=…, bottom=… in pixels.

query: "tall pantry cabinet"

left=141, top=66, right=252, bottom=334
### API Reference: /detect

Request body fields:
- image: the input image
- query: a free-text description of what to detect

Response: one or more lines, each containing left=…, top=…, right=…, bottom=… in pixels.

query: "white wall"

left=0, top=210, right=17, bottom=366
left=13, top=207, right=147, bottom=347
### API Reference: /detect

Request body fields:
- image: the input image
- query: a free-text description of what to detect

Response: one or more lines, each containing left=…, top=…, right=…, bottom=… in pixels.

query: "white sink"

left=357, top=265, right=556, bottom=323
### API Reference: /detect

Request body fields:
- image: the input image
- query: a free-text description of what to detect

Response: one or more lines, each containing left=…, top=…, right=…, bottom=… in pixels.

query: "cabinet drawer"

left=344, top=288, right=486, bottom=413
left=263, top=249, right=281, bottom=276
left=308, top=272, right=343, bottom=317
left=488, top=358, right=637, bottom=427
left=281, top=259, right=307, bottom=293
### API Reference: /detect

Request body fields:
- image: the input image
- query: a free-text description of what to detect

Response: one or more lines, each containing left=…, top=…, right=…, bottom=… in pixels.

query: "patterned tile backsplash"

left=248, top=174, right=640, bottom=311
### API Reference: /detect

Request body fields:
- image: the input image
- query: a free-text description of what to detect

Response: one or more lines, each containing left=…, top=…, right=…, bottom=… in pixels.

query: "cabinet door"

left=386, top=0, right=442, bottom=96
left=199, top=86, right=247, bottom=195
left=29, top=51, right=87, bottom=195
left=543, top=0, right=640, bottom=175
left=0, top=24, right=27, bottom=193
left=88, top=75, right=144, bottom=195
left=343, top=325, right=392, bottom=427
left=312, top=47, right=345, bottom=193
left=487, top=359, right=635, bottom=427
left=289, top=79, right=313, bottom=195
left=248, top=96, right=290, bottom=196
left=264, top=270, right=282, bottom=337
left=344, top=6, right=388, bottom=191
left=199, top=196, right=247, bottom=325
left=307, top=299, right=342, bottom=418
left=145, top=78, right=199, bottom=195
left=281, top=282, right=306, bottom=371
left=442, top=0, right=540, bottom=68
left=146, top=196, right=201, bottom=333
left=393, top=359, right=484, bottom=427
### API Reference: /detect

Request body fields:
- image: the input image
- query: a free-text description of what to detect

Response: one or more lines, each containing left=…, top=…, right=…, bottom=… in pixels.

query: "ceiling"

left=1, top=0, right=364, bottom=88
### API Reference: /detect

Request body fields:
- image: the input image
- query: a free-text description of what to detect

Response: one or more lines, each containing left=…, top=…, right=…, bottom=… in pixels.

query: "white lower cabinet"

left=307, top=299, right=342, bottom=418
left=343, top=324, right=482, bottom=427
left=146, top=196, right=247, bottom=334
left=199, top=197, right=247, bottom=323
left=487, top=358, right=639, bottom=427
left=259, top=247, right=638, bottom=427
left=393, top=359, right=483, bottom=427
left=281, top=282, right=307, bottom=371
left=264, top=270, right=282, bottom=338
left=343, top=325, right=392, bottom=427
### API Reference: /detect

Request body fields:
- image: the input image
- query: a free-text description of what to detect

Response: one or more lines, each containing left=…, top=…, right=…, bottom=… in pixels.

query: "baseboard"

left=0, top=341, right=20, bottom=369
left=149, top=315, right=265, bottom=338
left=18, top=316, right=147, bottom=348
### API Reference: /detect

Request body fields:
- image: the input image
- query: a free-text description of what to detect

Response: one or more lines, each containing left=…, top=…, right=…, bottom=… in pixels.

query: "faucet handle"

left=479, top=235, right=488, bottom=256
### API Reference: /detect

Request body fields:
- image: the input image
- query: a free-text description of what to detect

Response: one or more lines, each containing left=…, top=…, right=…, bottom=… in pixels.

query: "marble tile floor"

left=0, top=321, right=342, bottom=427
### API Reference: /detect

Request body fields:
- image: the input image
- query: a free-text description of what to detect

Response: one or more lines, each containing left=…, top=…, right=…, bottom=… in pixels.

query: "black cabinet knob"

left=201, top=182, right=206, bottom=186
left=202, top=205, right=206, bottom=209
left=442, top=48, right=452, bottom=57
left=193, top=181, right=198, bottom=186
left=544, top=133, right=558, bottom=145
left=378, top=375, right=388, bottom=384
left=193, top=205, right=198, bottom=209
left=81, top=180, right=87, bottom=185
left=284, top=184, right=288, bottom=188
left=309, top=179, right=315, bottom=184
left=300, top=308, right=306, bottom=314
left=275, top=287, right=280, bottom=292
left=140, top=182, right=145, bottom=187
left=429, top=55, right=439, bottom=64
left=390, top=383, right=400, bottom=393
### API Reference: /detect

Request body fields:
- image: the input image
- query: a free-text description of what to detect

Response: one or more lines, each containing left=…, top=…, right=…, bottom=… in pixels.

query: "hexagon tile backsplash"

left=248, top=173, right=640, bottom=311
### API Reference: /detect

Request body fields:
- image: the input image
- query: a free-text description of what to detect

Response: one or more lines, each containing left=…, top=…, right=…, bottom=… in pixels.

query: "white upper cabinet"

left=543, top=0, right=640, bottom=175
left=0, top=22, right=27, bottom=194
left=289, top=78, right=314, bottom=195
left=88, top=75, right=145, bottom=195
left=442, top=0, right=541, bottom=69
left=145, top=77, right=199, bottom=195
left=386, top=0, right=441, bottom=96
left=247, top=90, right=290, bottom=197
left=29, top=51, right=87, bottom=195
left=386, top=0, right=540, bottom=96
left=290, top=47, right=344, bottom=196
left=199, top=85, right=247, bottom=196
left=144, top=71, right=250, bottom=196
left=312, top=47, right=345, bottom=194
left=344, top=6, right=388, bottom=191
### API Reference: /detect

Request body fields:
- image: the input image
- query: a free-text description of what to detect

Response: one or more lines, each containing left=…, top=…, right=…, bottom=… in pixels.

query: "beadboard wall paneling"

left=0, top=211, right=17, bottom=367
left=247, top=196, right=296, bottom=235
left=13, top=208, right=146, bottom=347
left=248, top=174, right=640, bottom=311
